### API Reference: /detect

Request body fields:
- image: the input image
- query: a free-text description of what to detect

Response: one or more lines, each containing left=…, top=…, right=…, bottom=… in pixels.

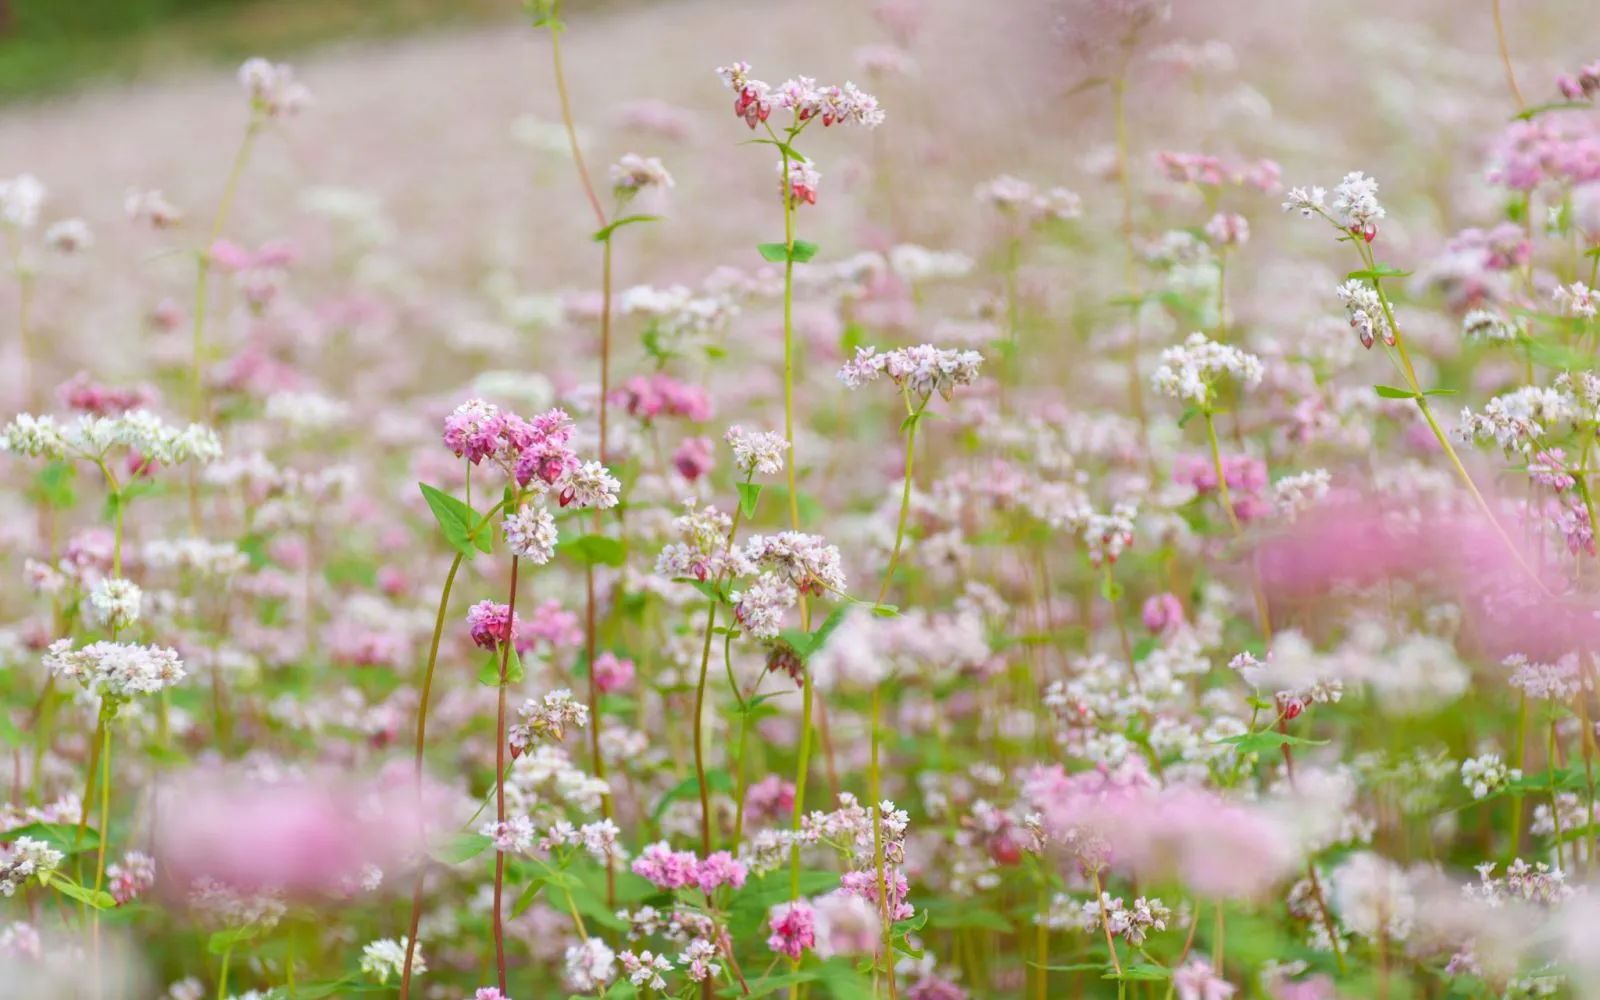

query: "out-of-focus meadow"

left=3, top=1, right=1600, bottom=999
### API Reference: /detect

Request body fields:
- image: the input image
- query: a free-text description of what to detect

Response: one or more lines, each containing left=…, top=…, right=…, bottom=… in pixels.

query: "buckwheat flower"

left=44, top=218, right=92, bottom=253
left=656, top=502, right=745, bottom=581
left=1203, top=212, right=1249, bottom=247
left=474, top=990, right=509, bottom=1000
left=693, top=851, right=748, bottom=894
left=592, top=652, right=635, bottom=694
left=889, top=244, right=974, bottom=282
left=1457, top=386, right=1580, bottom=455
left=508, top=689, right=589, bottom=752
left=744, top=532, right=847, bottom=595
left=976, top=174, right=1037, bottom=212
left=238, top=58, right=312, bottom=116
left=725, top=425, right=789, bottom=476
left=107, top=851, right=156, bottom=905
left=1151, top=332, right=1264, bottom=405
left=479, top=816, right=536, bottom=854
left=1272, top=470, right=1331, bottom=522
left=1082, top=894, right=1171, bottom=945
left=564, top=938, right=616, bottom=992
left=504, top=505, right=558, bottom=564
left=1034, top=186, right=1083, bottom=221
left=1334, top=280, right=1392, bottom=350
left=1461, top=754, right=1519, bottom=800
left=678, top=939, right=722, bottom=983
left=767, top=900, right=818, bottom=959
left=442, top=398, right=506, bottom=465
left=1554, top=282, right=1597, bottom=319
left=783, top=160, right=821, bottom=206
left=1330, top=852, right=1414, bottom=942
left=45, top=638, right=186, bottom=705
left=717, top=61, right=773, bottom=128
left=88, top=578, right=142, bottom=632
left=1084, top=503, right=1138, bottom=567
left=631, top=841, right=699, bottom=890
left=0, top=838, right=63, bottom=896
left=558, top=461, right=621, bottom=510
left=1462, top=308, right=1524, bottom=343
left=360, top=938, right=419, bottom=984
left=610, top=153, right=675, bottom=195
left=1505, top=653, right=1590, bottom=701
left=673, top=436, right=715, bottom=482
left=1281, top=185, right=1326, bottom=218
left=0, top=173, right=45, bottom=231
left=838, top=345, right=985, bottom=400
left=1330, top=170, right=1385, bottom=241
left=124, top=188, right=183, bottom=228
left=465, top=600, right=518, bottom=652
left=1173, top=959, right=1236, bottom=1000
left=621, top=950, right=674, bottom=991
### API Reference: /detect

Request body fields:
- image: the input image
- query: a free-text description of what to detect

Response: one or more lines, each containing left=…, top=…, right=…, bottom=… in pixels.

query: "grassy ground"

left=0, top=0, right=514, bottom=104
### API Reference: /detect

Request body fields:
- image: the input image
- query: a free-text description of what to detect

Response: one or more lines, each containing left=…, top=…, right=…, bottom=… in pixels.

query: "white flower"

left=888, top=244, right=973, bottom=283
left=1330, top=852, right=1414, bottom=941
left=509, top=689, right=590, bottom=752
left=1084, top=503, right=1138, bottom=567
left=359, top=938, right=419, bottom=984
left=621, top=950, right=674, bottom=991
left=730, top=574, right=798, bottom=639
left=88, top=579, right=142, bottom=632
left=238, top=58, right=312, bottom=116
left=0, top=838, right=63, bottom=896
left=1150, top=332, right=1264, bottom=405
left=838, top=344, right=985, bottom=400
left=1554, top=282, right=1597, bottom=320
left=44, top=218, right=92, bottom=253
left=124, top=188, right=183, bottom=229
left=505, top=505, right=558, bottom=564
left=1462, top=309, right=1524, bottom=343
left=610, top=153, right=675, bottom=193
left=0, top=410, right=222, bottom=465
left=0, top=174, right=45, bottom=230
left=559, top=462, right=621, bottom=510
left=725, top=425, right=789, bottom=477
left=1460, top=753, right=1519, bottom=800
left=1272, top=470, right=1331, bottom=522
left=564, top=937, right=616, bottom=992
left=1335, top=280, right=1392, bottom=350
left=1330, top=171, right=1385, bottom=237
left=1280, top=186, right=1326, bottom=218
left=1457, top=386, right=1580, bottom=455
left=44, top=638, right=186, bottom=705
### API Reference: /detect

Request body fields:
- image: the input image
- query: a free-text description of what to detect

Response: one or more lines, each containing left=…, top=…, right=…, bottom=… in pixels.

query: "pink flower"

left=1141, top=593, right=1185, bottom=634
left=592, top=652, right=635, bottom=694
left=744, top=775, right=795, bottom=826
left=693, top=851, right=748, bottom=894
left=515, top=599, right=583, bottom=652
left=467, top=600, right=519, bottom=651
left=56, top=372, right=159, bottom=416
left=673, top=436, right=715, bottom=482
left=766, top=900, right=817, bottom=959
left=632, top=842, right=699, bottom=890
left=813, top=890, right=881, bottom=957
left=1173, top=960, right=1236, bottom=1000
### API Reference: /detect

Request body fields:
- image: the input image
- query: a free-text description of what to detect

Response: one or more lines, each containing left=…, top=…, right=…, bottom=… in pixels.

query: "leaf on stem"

left=592, top=214, right=662, bottom=243
left=419, top=483, right=490, bottom=558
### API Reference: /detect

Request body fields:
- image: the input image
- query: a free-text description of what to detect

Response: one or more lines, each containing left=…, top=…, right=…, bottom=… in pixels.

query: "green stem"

left=216, top=944, right=233, bottom=1000
left=1509, top=692, right=1529, bottom=863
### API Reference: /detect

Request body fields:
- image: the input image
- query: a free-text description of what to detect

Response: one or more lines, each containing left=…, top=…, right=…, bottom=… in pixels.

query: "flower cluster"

left=509, top=689, right=590, bottom=752
left=1151, top=333, right=1264, bottom=405
left=725, top=425, right=789, bottom=477
left=715, top=63, right=885, bottom=129
left=1, top=411, right=222, bottom=466
left=44, top=638, right=186, bottom=706
left=837, top=344, right=985, bottom=400
left=239, top=58, right=312, bottom=117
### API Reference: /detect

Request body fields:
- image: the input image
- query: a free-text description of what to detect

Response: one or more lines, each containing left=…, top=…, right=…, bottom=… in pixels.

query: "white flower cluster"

left=1329, top=851, right=1415, bottom=942
left=359, top=938, right=420, bottom=984
left=88, top=578, right=142, bottom=632
left=1084, top=503, right=1138, bottom=567
left=1554, top=282, right=1597, bottom=320
left=1330, top=171, right=1385, bottom=237
left=1272, top=469, right=1331, bottom=522
left=264, top=391, right=349, bottom=432
left=0, top=174, right=45, bottom=230
left=888, top=244, right=974, bottom=283
left=44, top=638, right=186, bottom=705
left=238, top=58, right=312, bottom=117
left=621, top=950, right=675, bottom=991
left=0, top=838, right=63, bottom=896
left=505, top=504, right=559, bottom=564
left=1504, top=653, right=1590, bottom=702
left=1460, top=753, right=1519, bottom=800
left=564, top=937, right=617, bottom=993
left=1457, top=386, right=1580, bottom=455
left=561, top=462, right=622, bottom=510
left=725, top=425, right=789, bottom=477
left=655, top=502, right=744, bottom=583
left=1150, top=332, right=1264, bottom=405
left=1335, top=280, right=1393, bottom=350
left=730, top=574, right=799, bottom=639
left=1462, top=308, right=1525, bottom=344
left=837, top=344, right=985, bottom=401
left=541, top=818, right=624, bottom=863
left=509, top=689, right=590, bottom=751
left=0, top=411, right=222, bottom=466
left=729, top=532, right=849, bottom=640
left=610, top=153, right=675, bottom=194
left=1081, top=894, right=1172, bottom=945
left=142, top=538, right=250, bottom=578
left=124, top=188, right=183, bottom=229
left=974, top=174, right=1083, bottom=225
left=620, top=284, right=738, bottom=353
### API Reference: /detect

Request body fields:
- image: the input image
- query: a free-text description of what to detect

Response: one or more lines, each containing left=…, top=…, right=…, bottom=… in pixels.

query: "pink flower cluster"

left=467, top=600, right=518, bottom=652
left=1155, top=152, right=1281, bottom=192
left=57, top=372, right=159, bottom=417
left=1174, top=453, right=1268, bottom=520
left=612, top=373, right=713, bottom=423
left=1556, top=60, right=1600, bottom=102
left=630, top=842, right=748, bottom=894
left=441, top=399, right=579, bottom=488
left=715, top=62, right=885, bottom=130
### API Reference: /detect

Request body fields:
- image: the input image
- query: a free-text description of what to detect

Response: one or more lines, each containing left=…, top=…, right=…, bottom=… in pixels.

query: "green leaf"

left=1347, top=264, right=1411, bottom=280
left=1214, top=731, right=1329, bottom=754
left=1422, top=388, right=1458, bottom=396
left=737, top=482, right=762, bottom=520
left=419, top=483, right=489, bottom=558
left=563, top=533, right=626, bottom=568
left=1177, top=407, right=1200, bottom=429
left=871, top=604, right=900, bottom=618
left=681, top=578, right=727, bottom=603
left=29, top=461, right=76, bottom=509
left=650, top=770, right=732, bottom=824
left=1107, top=963, right=1172, bottom=982
left=728, top=971, right=822, bottom=998
left=1372, top=384, right=1418, bottom=400
left=809, top=605, right=854, bottom=654
left=756, top=241, right=820, bottom=263
left=740, top=137, right=806, bottom=162
left=430, top=832, right=493, bottom=865
left=46, top=876, right=116, bottom=910
left=207, top=925, right=264, bottom=955
left=1100, top=576, right=1124, bottom=602
left=2, top=822, right=99, bottom=856
left=592, top=214, right=662, bottom=242
left=0, top=715, right=20, bottom=749
left=511, top=877, right=546, bottom=918
left=568, top=878, right=630, bottom=931
left=932, top=907, right=1012, bottom=932
left=1585, top=246, right=1600, bottom=260
left=778, top=628, right=814, bottom=660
